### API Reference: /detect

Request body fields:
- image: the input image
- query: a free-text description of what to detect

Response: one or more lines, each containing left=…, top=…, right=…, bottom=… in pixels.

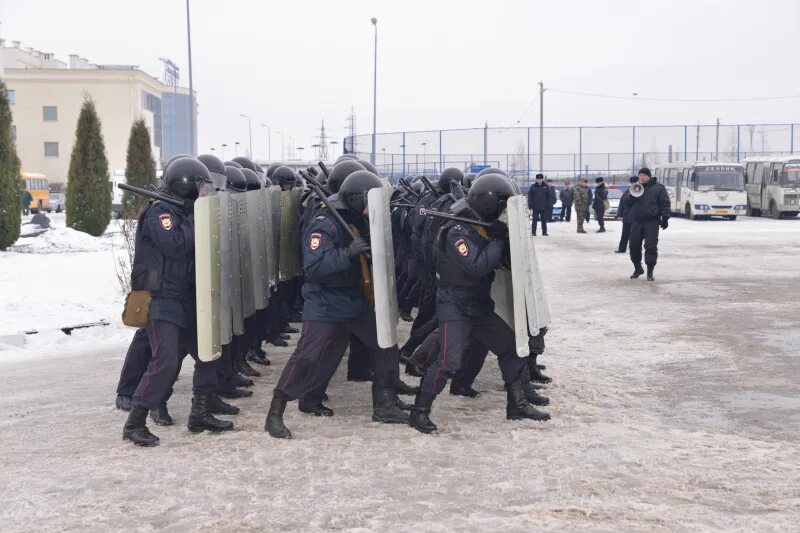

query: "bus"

left=741, top=156, right=800, bottom=219
left=653, top=162, right=746, bottom=220
left=21, top=172, right=50, bottom=213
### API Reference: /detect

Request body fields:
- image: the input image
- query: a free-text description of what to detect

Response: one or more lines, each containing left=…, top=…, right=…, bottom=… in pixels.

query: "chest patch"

left=159, top=213, right=173, bottom=231
left=455, top=238, right=469, bottom=257
left=309, top=232, right=322, bottom=250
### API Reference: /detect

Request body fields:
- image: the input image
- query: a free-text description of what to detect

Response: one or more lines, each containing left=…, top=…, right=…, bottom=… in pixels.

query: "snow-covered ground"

left=1, top=214, right=799, bottom=531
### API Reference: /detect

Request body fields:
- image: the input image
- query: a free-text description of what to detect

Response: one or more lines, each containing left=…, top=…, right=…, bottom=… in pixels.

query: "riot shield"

left=289, top=187, right=303, bottom=276
left=229, top=195, right=245, bottom=336
left=218, top=191, right=233, bottom=345
left=264, top=186, right=282, bottom=289
left=194, top=196, right=222, bottom=362
left=279, top=190, right=297, bottom=281
left=234, top=194, right=256, bottom=319
left=246, top=190, right=269, bottom=310
left=367, top=186, right=399, bottom=348
left=490, top=268, right=515, bottom=331
left=524, top=220, right=551, bottom=331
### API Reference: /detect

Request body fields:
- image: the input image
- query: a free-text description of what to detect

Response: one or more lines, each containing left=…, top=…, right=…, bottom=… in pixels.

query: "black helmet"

left=476, top=166, right=510, bottom=178
left=327, top=160, right=366, bottom=193
left=224, top=160, right=243, bottom=169
left=263, top=176, right=274, bottom=187
left=462, top=173, right=477, bottom=189
left=232, top=156, right=258, bottom=172
left=266, top=163, right=283, bottom=179
left=358, top=159, right=379, bottom=174
left=273, top=165, right=297, bottom=187
left=164, top=153, right=192, bottom=172
left=411, top=181, right=424, bottom=194
left=339, top=170, right=383, bottom=213
left=164, top=157, right=210, bottom=200
left=438, top=167, right=465, bottom=194
left=467, top=173, right=516, bottom=221
left=197, top=153, right=227, bottom=191
left=224, top=165, right=247, bottom=192
left=240, top=168, right=261, bottom=190
left=335, top=154, right=359, bottom=164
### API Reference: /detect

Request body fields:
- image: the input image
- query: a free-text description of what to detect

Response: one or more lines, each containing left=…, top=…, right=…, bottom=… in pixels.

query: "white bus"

left=741, top=156, right=800, bottom=219
left=654, top=162, right=746, bottom=220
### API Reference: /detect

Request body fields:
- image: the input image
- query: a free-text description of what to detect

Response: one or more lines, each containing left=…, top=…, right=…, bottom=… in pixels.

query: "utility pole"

left=538, top=81, right=545, bottom=174
left=239, top=114, right=252, bottom=159
left=370, top=17, right=378, bottom=165
left=186, top=0, right=195, bottom=155
left=695, top=123, right=700, bottom=160
left=715, top=118, right=720, bottom=161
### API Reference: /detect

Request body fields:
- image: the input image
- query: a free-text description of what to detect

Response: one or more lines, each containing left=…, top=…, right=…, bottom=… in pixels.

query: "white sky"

left=2, top=0, right=799, bottom=161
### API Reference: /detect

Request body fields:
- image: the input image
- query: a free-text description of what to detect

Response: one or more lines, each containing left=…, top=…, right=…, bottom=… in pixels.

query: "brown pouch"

left=122, top=290, right=152, bottom=327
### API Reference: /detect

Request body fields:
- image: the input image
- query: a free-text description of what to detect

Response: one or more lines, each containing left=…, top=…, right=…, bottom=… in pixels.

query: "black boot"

left=246, top=347, right=270, bottom=366
left=398, top=347, right=413, bottom=364
left=208, top=394, right=240, bottom=415
left=449, top=380, right=480, bottom=398
left=149, top=403, right=173, bottom=426
left=399, top=309, right=414, bottom=322
left=528, top=361, right=552, bottom=384
left=265, top=396, right=292, bottom=439
left=372, top=387, right=409, bottom=424
left=647, top=265, right=655, bottom=281
left=521, top=363, right=550, bottom=405
left=235, top=354, right=261, bottom=377
left=631, top=263, right=645, bottom=279
left=269, top=338, right=289, bottom=347
left=123, top=406, right=159, bottom=447
left=298, top=402, right=334, bottom=417
left=405, top=362, right=424, bottom=377
left=233, top=374, right=254, bottom=388
left=288, top=312, right=303, bottom=323
left=506, top=379, right=551, bottom=421
left=395, top=377, right=419, bottom=396
left=281, top=324, right=299, bottom=334
left=219, top=387, right=253, bottom=399
left=115, top=394, right=132, bottom=411
left=187, top=394, right=234, bottom=433
left=409, top=393, right=437, bottom=434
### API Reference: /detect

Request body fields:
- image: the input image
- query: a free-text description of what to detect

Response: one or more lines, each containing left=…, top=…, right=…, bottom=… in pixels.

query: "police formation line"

left=115, top=155, right=558, bottom=447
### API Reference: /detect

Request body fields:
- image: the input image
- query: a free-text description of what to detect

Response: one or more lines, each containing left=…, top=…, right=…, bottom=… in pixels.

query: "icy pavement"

left=1, top=216, right=800, bottom=531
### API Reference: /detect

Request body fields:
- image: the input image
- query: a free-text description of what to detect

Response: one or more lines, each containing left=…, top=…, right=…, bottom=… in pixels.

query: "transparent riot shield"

left=194, top=196, right=222, bottom=362
left=229, top=194, right=245, bottom=336
left=367, top=186, right=399, bottom=348
left=234, top=194, right=255, bottom=319
left=218, top=191, right=233, bottom=346
left=246, top=190, right=268, bottom=310
left=264, top=186, right=282, bottom=290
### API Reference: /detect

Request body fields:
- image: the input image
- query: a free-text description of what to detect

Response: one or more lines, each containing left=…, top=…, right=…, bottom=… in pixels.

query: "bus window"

left=781, top=163, right=800, bottom=187
left=744, top=163, right=754, bottom=184
left=753, top=163, right=764, bottom=184
left=771, top=163, right=782, bottom=184
left=694, top=166, right=745, bottom=190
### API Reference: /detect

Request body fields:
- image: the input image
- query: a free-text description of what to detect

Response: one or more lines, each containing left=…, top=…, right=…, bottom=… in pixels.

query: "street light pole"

left=371, top=17, right=378, bottom=166
left=538, top=81, right=544, bottom=174
left=239, top=114, right=253, bottom=159
left=277, top=131, right=285, bottom=160
left=221, top=144, right=227, bottom=160
left=329, top=140, right=339, bottom=160
left=234, top=141, right=240, bottom=156
left=260, top=123, right=271, bottom=160
left=186, top=0, right=195, bottom=155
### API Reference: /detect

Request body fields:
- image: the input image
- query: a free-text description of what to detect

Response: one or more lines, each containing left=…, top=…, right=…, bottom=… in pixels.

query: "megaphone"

left=630, top=182, right=644, bottom=197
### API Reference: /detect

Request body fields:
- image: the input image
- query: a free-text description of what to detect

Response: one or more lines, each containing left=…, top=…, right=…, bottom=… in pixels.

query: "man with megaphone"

left=624, top=168, right=671, bottom=281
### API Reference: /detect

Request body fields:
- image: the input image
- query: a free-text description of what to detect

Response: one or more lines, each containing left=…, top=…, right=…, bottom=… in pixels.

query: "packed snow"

left=1, top=213, right=799, bottom=531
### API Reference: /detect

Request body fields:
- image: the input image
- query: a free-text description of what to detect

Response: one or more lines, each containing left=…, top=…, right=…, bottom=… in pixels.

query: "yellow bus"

left=21, top=172, right=50, bottom=213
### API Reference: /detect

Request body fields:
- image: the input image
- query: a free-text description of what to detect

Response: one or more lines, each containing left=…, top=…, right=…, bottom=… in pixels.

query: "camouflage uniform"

left=574, top=185, right=589, bottom=232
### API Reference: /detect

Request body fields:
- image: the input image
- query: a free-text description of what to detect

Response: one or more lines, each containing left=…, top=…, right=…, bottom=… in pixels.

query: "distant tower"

left=317, top=120, right=329, bottom=161
left=346, top=106, right=357, bottom=154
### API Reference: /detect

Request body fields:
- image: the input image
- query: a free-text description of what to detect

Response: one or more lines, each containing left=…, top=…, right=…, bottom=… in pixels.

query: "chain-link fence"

left=344, top=123, right=798, bottom=185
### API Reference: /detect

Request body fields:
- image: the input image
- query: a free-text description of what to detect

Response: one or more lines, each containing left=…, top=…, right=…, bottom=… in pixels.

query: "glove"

left=660, top=216, right=669, bottom=230
left=487, top=219, right=508, bottom=239
left=346, top=237, right=371, bottom=257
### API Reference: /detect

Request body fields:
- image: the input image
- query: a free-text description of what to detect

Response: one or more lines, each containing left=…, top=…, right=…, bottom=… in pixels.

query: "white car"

left=604, top=189, right=623, bottom=219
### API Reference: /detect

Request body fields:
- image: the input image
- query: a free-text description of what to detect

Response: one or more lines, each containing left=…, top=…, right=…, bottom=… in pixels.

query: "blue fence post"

left=402, top=132, right=406, bottom=178
left=578, top=127, right=582, bottom=178
left=632, top=126, right=636, bottom=173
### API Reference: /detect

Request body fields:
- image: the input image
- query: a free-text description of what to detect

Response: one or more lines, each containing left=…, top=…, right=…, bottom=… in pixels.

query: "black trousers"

left=398, top=258, right=419, bottom=312
left=629, top=220, right=660, bottom=267
left=273, top=313, right=399, bottom=402
left=346, top=335, right=372, bottom=380
left=420, top=314, right=525, bottom=397
left=531, top=209, right=549, bottom=235
left=562, top=201, right=573, bottom=222
left=217, top=341, right=238, bottom=394
left=453, top=337, right=489, bottom=388
left=409, top=270, right=436, bottom=336
left=131, top=320, right=218, bottom=410
left=594, top=207, right=605, bottom=229
left=618, top=222, right=632, bottom=252
left=117, top=327, right=151, bottom=397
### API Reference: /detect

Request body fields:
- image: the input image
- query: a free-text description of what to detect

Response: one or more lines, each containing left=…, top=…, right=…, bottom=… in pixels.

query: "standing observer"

left=592, top=177, right=608, bottom=233
left=614, top=176, right=638, bottom=253
left=626, top=168, right=670, bottom=281
left=560, top=180, right=574, bottom=222
left=527, top=174, right=551, bottom=236
left=574, top=179, right=589, bottom=233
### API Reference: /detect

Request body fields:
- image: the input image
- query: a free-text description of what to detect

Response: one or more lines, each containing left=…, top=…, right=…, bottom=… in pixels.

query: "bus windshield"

left=694, top=166, right=744, bottom=190
left=782, top=164, right=800, bottom=187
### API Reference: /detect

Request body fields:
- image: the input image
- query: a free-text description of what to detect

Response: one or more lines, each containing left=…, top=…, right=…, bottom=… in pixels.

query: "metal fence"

left=343, top=123, right=798, bottom=185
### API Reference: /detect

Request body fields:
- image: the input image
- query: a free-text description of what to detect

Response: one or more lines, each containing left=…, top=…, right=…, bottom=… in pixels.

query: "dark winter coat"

left=592, top=184, right=608, bottom=211
left=617, top=190, right=634, bottom=223
left=527, top=182, right=552, bottom=211
left=625, top=180, right=671, bottom=223
left=560, top=186, right=575, bottom=205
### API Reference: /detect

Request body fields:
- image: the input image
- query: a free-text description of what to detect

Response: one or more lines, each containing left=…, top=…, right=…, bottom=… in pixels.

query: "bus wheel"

left=770, top=202, right=783, bottom=220
left=784, top=212, right=798, bottom=218
left=685, top=203, right=696, bottom=220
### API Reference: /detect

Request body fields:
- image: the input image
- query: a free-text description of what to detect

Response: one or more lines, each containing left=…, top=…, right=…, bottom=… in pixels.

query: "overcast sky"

left=2, top=0, right=799, bottom=161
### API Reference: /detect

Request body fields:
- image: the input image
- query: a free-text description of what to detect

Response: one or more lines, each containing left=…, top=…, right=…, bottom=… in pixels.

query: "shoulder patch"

left=454, top=238, right=469, bottom=257
left=309, top=232, right=323, bottom=250
left=159, top=213, right=173, bottom=231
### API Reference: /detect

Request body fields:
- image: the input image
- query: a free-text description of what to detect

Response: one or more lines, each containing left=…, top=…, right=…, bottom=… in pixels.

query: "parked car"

left=47, top=193, right=66, bottom=213
left=605, top=189, right=623, bottom=219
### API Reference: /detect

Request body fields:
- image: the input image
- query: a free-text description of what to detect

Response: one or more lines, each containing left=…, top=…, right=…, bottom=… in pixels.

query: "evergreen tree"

left=122, top=119, right=156, bottom=218
left=0, top=79, right=22, bottom=251
left=66, top=97, right=111, bottom=236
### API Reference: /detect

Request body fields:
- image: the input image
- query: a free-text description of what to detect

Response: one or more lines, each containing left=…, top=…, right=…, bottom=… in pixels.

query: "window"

left=771, top=163, right=782, bottom=184
left=7, top=89, right=15, bottom=105
left=44, top=142, right=59, bottom=157
left=753, top=163, right=764, bottom=184
left=43, top=106, right=58, bottom=121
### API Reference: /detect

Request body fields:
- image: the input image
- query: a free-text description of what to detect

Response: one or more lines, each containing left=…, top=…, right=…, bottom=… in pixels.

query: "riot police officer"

left=409, top=173, right=551, bottom=434
left=122, top=157, right=234, bottom=447
left=265, top=170, right=408, bottom=439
